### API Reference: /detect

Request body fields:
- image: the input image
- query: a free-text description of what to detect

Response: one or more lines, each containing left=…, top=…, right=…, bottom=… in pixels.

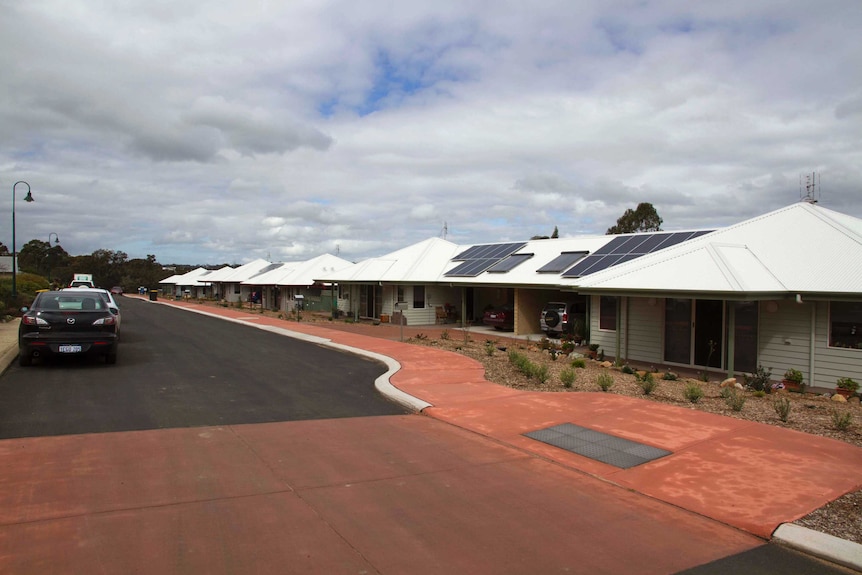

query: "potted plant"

left=782, top=368, right=805, bottom=393
left=835, top=376, right=859, bottom=398
left=587, top=343, right=600, bottom=360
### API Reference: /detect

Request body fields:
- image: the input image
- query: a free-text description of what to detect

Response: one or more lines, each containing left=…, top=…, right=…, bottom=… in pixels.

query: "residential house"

left=241, top=254, right=353, bottom=312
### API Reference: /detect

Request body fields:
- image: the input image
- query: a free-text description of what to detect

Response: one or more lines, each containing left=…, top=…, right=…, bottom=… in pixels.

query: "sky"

left=2, top=1, right=860, bottom=266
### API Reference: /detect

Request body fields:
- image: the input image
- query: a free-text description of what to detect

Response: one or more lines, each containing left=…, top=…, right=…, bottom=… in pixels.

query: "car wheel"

left=544, top=310, right=560, bottom=328
left=18, top=352, right=32, bottom=367
left=105, top=350, right=118, bottom=365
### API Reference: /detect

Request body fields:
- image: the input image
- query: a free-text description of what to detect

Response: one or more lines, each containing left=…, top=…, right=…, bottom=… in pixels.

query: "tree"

left=551, top=226, right=559, bottom=239
left=606, top=203, right=663, bottom=234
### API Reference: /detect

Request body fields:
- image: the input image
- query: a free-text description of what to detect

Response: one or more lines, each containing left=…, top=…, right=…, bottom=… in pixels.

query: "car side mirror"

left=20, top=307, right=29, bottom=313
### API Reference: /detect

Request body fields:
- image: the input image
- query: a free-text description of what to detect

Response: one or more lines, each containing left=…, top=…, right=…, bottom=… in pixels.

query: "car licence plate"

left=59, top=345, right=83, bottom=353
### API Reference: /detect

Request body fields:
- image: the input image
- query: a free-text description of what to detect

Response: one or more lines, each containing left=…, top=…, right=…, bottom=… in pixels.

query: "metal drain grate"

left=524, top=423, right=671, bottom=469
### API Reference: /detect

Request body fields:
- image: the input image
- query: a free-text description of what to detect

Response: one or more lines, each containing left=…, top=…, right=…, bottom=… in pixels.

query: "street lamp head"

left=24, top=191, right=34, bottom=202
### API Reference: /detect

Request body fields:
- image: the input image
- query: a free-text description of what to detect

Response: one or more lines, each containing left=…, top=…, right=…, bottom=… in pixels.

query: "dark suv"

left=540, top=301, right=586, bottom=339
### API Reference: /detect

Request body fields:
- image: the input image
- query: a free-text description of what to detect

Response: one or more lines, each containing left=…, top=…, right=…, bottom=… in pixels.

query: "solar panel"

left=562, top=230, right=713, bottom=278
left=537, top=251, right=589, bottom=273
left=446, top=242, right=527, bottom=277
left=487, top=253, right=533, bottom=273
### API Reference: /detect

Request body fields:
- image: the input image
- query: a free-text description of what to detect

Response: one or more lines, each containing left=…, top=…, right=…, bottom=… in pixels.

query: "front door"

left=664, top=299, right=725, bottom=368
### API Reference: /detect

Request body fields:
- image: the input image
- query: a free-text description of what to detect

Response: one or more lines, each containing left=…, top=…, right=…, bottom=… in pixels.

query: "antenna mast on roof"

left=441, top=221, right=448, bottom=240
left=800, top=172, right=820, bottom=204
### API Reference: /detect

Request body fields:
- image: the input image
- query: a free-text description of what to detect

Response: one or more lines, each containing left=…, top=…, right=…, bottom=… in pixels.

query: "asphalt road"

left=0, top=296, right=407, bottom=439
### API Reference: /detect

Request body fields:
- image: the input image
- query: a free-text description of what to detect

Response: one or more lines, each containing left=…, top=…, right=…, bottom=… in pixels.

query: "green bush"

left=662, top=371, right=678, bottom=381
left=832, top=409, right=853, bottom=431
left=560, top=368, right=576, bottom=388
left=621, top=364, right=634, bottom=375
left=683, top=383, right=704, bottom=403
left=571, top=358, right=586, bottom=369
left=485, top=342, right=495, bottom=357
left=637, top=372, right=658, bottom=395
left=596, top=372, right=614, bottom=392
left=773, top=397, right=792, bottom=422
left=743, top=365, right=773, bottom=393
left=725, top=390, right=746, bottom=412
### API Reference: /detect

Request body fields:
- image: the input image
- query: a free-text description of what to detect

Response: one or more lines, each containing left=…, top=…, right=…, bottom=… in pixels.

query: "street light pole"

left=11, top=181, right=35, bottom=299
left=47, top=232, right=60, bottom=288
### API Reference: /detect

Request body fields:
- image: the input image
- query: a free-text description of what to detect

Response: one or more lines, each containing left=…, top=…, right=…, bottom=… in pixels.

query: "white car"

left=62, top=287, right=122, bottom=336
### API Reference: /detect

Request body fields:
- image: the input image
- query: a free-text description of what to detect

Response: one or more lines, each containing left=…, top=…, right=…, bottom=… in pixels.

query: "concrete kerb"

left=773, top=523, right=862, bottom=572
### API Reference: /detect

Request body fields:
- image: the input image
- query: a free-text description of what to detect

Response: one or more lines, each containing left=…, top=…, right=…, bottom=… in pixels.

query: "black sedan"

left=18, top=290, right=119, bottom=366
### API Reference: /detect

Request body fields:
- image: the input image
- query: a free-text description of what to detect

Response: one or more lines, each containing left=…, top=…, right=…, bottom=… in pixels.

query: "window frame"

left=829, top=301, right=862, bottom=350
left=599, top=296, right=617, bottom=331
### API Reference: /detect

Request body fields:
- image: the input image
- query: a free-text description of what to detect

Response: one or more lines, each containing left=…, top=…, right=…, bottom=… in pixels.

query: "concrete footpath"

left=2, top=300, right=862, bottom=572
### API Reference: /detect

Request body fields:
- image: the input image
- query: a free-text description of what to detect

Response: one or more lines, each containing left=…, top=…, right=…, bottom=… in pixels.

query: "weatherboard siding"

left=814, top=301, right=862, bottom=390
left=757, top=300, right=813, bottom=384
left=625, top=298, right=663, bottom=365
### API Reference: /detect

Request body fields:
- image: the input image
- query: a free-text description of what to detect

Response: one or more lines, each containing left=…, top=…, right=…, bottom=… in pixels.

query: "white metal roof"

left=574, top=202, right=862, bottom=296
left=243, top=254, right=353, bottom=286
left=208, top=259, right=273, bottom=283
left=159, top=267, right=214, bottom=286
left=321, top=237, right=461, bottom=283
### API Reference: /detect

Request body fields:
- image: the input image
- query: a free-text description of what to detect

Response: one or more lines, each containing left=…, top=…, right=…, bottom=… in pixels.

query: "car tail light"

left=93, top=316, right=117, bottom=326
left=562, top=312, right=568, bottom=322
left=22, top=315, right=48, bottom=326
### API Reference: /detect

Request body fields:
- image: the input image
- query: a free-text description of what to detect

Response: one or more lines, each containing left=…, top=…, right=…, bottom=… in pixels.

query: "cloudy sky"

left=2, top=1, right=860, bottom=265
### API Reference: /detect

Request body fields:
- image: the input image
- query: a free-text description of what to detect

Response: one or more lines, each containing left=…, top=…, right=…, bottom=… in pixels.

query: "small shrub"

left=725, top=390, right=746, bottom=412
left=588, top=343, right=600, bottom=353
left=773, top=397, right=792, bottom=422
left=743, top=365, right=773, bottom=393
left=560, top=368, right=576, bottom=388
left=832, top=409, right=853, bottom=431
left=571, top=358, right=586, bottom=369
left=561, top=341, right=575, bottom=354
left=534, top=364, right=549, bottom=384
left=752, top=390, right=766, bottom=398
left=837, top=377, right=860, bottom=393
left=540, top=338, right=553, bottom=351
left=414, top=333, right=428, bottom=340
left=662, top=371, right=678, bottom=381
left=440, top=329, right=450, bottom=340
left=485, top=342, right=495, bottom=357
left=596, top=372, right=614, bottom=392
left=683, top=383, right=704, bottom=404
left=597, top=349, right=605, bottom=362
left=621, top=364, right=634, bottom=375
left=548, top=349, right=560, bottom=361
left=638, top=372, right=658, bottom=395
left=719, top=386, right=735, bottom=399
left=699, top=370, right=710, bottom=382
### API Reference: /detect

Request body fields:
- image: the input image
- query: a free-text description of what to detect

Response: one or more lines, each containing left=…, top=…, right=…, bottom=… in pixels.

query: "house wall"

left=625, top=297, right=663, bottom=365
left=758, top=299, right=813, bottom=384
left=814, top=301, right=862, bottom=390
left=588, top=295, right=626, bottom=362
left=369, top=284, right=461, bottom=325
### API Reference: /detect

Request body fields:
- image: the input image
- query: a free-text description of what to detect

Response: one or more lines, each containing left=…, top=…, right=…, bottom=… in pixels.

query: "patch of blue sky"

left=595, top=17, right=645, bottom=55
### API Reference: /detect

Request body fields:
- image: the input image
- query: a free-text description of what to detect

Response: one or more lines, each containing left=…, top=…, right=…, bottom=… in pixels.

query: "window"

left=397, top=286, right=405, bottom=303
left=413, top=285, right=425, bottom=309
left=830, top=301, right=862, bottom=350
left=599, top=296, right=617, bottom=331
left=234, top=283, right=240, bottom=294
